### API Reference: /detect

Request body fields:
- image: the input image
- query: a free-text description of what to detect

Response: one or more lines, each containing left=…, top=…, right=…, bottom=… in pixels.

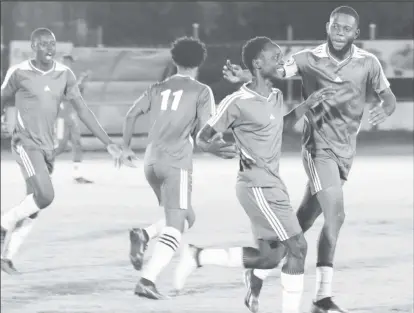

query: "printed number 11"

left=160, top=89, right=183, bottom=111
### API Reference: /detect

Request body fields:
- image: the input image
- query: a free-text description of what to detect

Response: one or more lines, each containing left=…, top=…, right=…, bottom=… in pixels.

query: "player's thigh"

left=12, top=145, right=54, bottom=200
left=236, top=184, right=301, bottom=242
left=302, top=149, right=342, bottom=195
left=160, top=166, right=192, bottom=211
left=144, top=163, right=163, bottom=206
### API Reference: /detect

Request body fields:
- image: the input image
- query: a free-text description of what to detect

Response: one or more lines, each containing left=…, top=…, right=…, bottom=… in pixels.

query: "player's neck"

left=327, top=41, right=353, bottom=62
left=249, top=77, right=273, bottom=98
left=31, top=59, right=54, bottom=72
left=176, top=68, right=198, bottom=79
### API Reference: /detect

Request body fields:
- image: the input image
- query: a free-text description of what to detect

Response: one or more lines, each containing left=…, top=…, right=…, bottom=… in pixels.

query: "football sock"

left=198, top=247, right=244, bottom=267
left=143, top=219, right=189, bottom=241
left=1, top=194, right=39, bottom=231
left=281, top=272, right=304, bottom=313
left=253, top=268, right=273, bottom=280
left=141, top=226, right=182, bottom=283
left=315, top=265, right=333, bottom=301
left=1, top=217, right=35, bottom=260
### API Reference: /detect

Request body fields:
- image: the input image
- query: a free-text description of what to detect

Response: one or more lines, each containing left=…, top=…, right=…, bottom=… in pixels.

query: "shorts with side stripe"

left=12, top=143, right=55, bottom=180
left=236, top=182, right=302, bottom=242
left=144, top=162, right=192, bottom=210
left=302, top=148, right=353, bottom=195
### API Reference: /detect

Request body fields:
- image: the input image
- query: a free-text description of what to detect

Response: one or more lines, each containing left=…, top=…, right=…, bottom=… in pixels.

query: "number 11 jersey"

left=132, top=74, right=216, bottom=170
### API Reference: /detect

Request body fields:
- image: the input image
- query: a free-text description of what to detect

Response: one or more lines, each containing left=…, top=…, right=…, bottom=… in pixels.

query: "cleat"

left=311, top=297, right=349, bottom=313
left=129, top=228, right=149, bottom=271
left=134, top=278, right=169, bottom=300
left=74, top=177, right=94, bottom=184
left=173, top=244, right=202, bottom=292
left=243, top=269, right=263, bottom=313
left=1, top=259, right=20, bottom=275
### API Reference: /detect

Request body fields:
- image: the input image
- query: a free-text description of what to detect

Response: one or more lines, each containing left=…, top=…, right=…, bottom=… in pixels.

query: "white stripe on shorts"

left=180, top=169, right=188, bottom=210
left=16, top=145, right=35, bottom=177
left=252, top=187, right=289, bottom=241
left=305, top=150, right=322, bottom=192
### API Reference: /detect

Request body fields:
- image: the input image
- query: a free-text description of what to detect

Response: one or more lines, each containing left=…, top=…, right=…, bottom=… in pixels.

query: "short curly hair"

left=170, top=36, right=207, bottom=69
left=242, top=36, right=273, bottom=74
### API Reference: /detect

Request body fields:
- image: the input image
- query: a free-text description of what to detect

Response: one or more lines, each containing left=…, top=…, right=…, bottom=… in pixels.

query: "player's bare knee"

left=165, top=208, right=187, bottom=233
left=186, top=208, right=196, bottom=229
left=33, top=185, right=55, bottom=209
left=283, top=232, right=308, bottom=260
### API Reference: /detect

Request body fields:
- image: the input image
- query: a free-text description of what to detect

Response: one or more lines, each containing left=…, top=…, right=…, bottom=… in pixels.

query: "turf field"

left=1, top=152, right=413, bottom=313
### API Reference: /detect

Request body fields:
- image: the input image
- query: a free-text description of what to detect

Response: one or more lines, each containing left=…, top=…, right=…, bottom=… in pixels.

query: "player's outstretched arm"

left=1, top=67, right=19, bottom=113
left=283, top=87, right=336, bottom=123
left=368, top=88, right=396, bottom=125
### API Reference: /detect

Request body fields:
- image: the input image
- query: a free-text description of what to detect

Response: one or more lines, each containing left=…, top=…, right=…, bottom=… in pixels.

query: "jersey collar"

left=29, top=59, right=56, bottom=75
left=241, top=83, right=278, bottom=101
left=323, top=43, right=357, bottom=66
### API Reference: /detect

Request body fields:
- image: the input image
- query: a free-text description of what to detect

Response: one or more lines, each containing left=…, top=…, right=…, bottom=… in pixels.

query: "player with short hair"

left=174, top=36, right=335, bottom=313
left=122, top=36, right=237, bottom=299
left=55, top=54, right=93, bottom=184
left=0, top=28, right=125, bottom=274
left=223, top=6, right=397, bottom=313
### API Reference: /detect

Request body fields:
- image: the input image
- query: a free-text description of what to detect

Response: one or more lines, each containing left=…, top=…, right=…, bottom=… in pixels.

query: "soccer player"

left=121, top=36, right=237, bottom=299
left=222, top=6, right=397, bottom=313
left=0, top=28, right=125, bottom=274
left=174, top=37, right=335, bottom=313
left=55, top=54, right=93, bottom=184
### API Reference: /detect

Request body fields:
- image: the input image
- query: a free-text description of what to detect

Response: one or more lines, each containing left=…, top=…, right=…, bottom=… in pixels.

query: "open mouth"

left=45, top=53, right=53, bottom=60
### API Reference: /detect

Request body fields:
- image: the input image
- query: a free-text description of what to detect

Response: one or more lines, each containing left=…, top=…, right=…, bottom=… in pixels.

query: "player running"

left=174, top=37, right=335, bottom=313
left=0, top=28, right=126, bottom=274
left=55, top=54, right=94, bottom=184
left=121, top=36, right=237, bottom=299
left=223, top=6, right=397, bottom=313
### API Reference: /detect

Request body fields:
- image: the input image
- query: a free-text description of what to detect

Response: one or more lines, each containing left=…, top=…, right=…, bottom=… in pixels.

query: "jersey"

left=1, top=60, right=82, bottom=151
left=60, top=70, right=89, bottom=119
left=134, top=74, right=216, bottom=170
left=284, top=43, right=390, bottom=158
left=207, top=84, right=289, bottom=188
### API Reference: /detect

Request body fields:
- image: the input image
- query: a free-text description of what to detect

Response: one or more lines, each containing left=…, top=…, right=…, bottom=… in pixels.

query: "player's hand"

left=106, top=143, right=123, bottom=168
left=121, top=146, right=139, bottom=168
left=368, top=105, right=388, bottom=126
left=208, top=133, right=238, bottom=159
left=223, top=60, right=245, bottom=84
left=306, top=87, right=336, bottom=108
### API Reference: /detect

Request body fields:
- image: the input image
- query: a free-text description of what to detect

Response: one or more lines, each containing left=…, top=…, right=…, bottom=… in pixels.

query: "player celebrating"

left=55, top=54, right=94, bottom=184
left=223, top=6, right=397, bottom=313
left=174, top=37, right=335, bottom=313
left=0, top=28, right=125, bottom=274
left=121, top=36, right=237, bottom=299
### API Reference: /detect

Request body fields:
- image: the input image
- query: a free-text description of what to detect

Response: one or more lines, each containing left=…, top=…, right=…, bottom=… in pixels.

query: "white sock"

left=141, top=226, right=182, bottom=283
left=1, top=218, right=36, bottom=260
left=199, top=247, right=243, bottom=267
left=73, top=163, right=81, bottom=179
left=1, top=194, right=39, bottom=230
left=281, top=272, right=304, bottom=313
left=144, top=219, right=190, bottom=240
left=315, top=266, right=333, bottom=301
left=253, top=268, right=273, bottom=280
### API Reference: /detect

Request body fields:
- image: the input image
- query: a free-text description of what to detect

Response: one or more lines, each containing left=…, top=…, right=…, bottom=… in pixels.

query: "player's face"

left=32, top=33, right=56, bottom=64
left=257, top=43, right=284, bottom=79
left=326, top=13, right=359, bottom=52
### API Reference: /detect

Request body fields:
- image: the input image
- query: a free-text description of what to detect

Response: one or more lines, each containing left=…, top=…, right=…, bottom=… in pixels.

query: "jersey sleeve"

left=206, top=93, right=240, bottom=133
left=368, top=55, right=391, bottom=94
left=131, top=86, right=152, bottom=114
left=196, top=85, right=216, bottom=131
left=283, top=50, right=310, bottom=78
left=1, top=67, right=19, bottom=100
left=64, top=69, right=83, bottom=101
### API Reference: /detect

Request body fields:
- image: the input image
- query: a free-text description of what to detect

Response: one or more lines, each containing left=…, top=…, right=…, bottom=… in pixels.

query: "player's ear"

left=325, top=22, right=330, bottom=34
left=354, top=28, right=360, bottom=40
left=253, top=58, right=261, bottom=70
left=31, top=40, right=37, bottom=51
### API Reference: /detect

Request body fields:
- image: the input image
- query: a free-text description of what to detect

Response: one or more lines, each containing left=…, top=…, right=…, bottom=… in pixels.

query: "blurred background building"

left=1, top=1, right=413, bottom=145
